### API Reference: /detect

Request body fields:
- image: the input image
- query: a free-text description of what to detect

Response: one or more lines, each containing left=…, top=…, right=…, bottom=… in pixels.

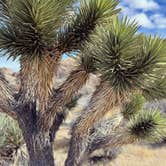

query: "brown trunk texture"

left=17, top=104, right=55, bottom=166
left=26, top=132, right=55, bottom=166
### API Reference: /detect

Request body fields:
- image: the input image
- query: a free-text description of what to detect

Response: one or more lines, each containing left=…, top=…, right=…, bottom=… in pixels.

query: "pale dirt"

left=53, top=107, right=166, bottom=166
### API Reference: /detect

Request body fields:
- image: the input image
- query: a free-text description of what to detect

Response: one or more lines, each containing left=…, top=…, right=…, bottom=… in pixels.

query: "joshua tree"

left=70, top=95, right=166, bottom=164
left=0, top=0, right=166, bottom=166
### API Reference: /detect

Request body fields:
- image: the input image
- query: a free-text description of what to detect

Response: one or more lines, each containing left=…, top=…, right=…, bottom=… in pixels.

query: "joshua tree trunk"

left=14, top=66, right=90, bottom=166
left=0, top=65, right=91, bottom=166
left=65, top=129, right=88, bottom=166
left=65, top=81, right=127, bottom=166
left=25, top=132, right=54, bottom=166
left=16, top=103, right=56, bottom=166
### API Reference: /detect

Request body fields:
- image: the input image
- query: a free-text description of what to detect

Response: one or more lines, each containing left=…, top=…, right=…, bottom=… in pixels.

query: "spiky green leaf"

left=0, top=0, right=75, bottom=59
left=122, top=94, right=145, bottom=120
left=142, top=75, right=166, bottom=101
left=58, top=0, right=120, bottom=52
left=84, top=17, right=166, bottom=96
left=91, top=17, right=140, bottom=91
left=0, top=0, right=11, bottom=23
left=127, top=110, right=166, bottom=143
left=0, top=113, right=23, bottom=158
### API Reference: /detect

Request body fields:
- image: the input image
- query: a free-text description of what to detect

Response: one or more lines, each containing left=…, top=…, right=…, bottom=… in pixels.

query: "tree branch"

left=18, top=52, right=62, bottom=111
left=0, top=74, right=17, bottom=119
left=58, top=0, right=120, bottom=53
left=88, top=126, right=133, bottom=155
left=78, top=109, right=166, bottom=163
left=65, top=115, right=133, bottom=165
left=70, top=81, right=128, bottom=136
left=40, top=66, right=90, bottom=132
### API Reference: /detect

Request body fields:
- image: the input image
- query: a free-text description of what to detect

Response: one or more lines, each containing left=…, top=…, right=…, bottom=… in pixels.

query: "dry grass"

left=110, top=145, right=166, bottom=166
left=2, top=97, right=165, bottom=166
left=54, top=129, right=166, bottom=166
left=53, top=109, right=166, bottom=166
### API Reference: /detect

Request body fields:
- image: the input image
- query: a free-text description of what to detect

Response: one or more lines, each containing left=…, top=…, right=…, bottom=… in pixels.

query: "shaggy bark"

left=88, top=132, right=134, bottom=155
left=0, top=65, right=91, bottom=166
left=41, top=67, right=90, bottom=131
left=14, top=52, right=64, bottom=166
left=66, top=114, right=134, bottom=166
left=26, top=133, right=54, bottom=166
left=65, top=128, right=89, bottom=166
left=0, top=74, right=17, bottom=119
left=49, top=112, right=66, bottom=142
left=19, top=54, right=61, bottom=111
left=0, top=66, right=131, bottom=166
left=17, top=103, right=55, bottom=166
left=65, top=82, right=128, bottom=166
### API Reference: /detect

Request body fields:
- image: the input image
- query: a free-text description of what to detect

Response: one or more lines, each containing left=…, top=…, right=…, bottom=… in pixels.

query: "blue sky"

left=119, top=0, right=166, bottom=37
left=0, top=0, right=166, bottom=71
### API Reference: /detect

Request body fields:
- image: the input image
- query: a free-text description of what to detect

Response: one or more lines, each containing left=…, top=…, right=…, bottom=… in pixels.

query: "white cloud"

left=150, top=14, right=166, bottom=28
left=119, top=5, right=154, bottom=28
left=119, top=5, right=135, bottom=16
left=122, top=0, right=160, bottom=11
left=119, top=1, right=166, bottom=29
left=130, top=13, right=154, bottom=29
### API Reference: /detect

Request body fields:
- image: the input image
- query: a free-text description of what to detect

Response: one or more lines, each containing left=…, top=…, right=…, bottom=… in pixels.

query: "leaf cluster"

left=0, top=0, right=121, bottom=60
left=120, top=94, right=166, bottom=143
left=0, top=0, right=75, bottom=59
left=58, top=0, right=120, bottom=52
left=0, top=113, right=23, bottom=158
left=81, top=17, right=166, bottom=100
left=128, top=109, right=166, bottom=143
left=122, top=94, right=145, bottom=120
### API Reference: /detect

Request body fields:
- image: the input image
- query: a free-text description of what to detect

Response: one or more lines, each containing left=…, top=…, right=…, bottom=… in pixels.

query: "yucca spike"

left=0, top=0, right=75, bottom=59
left=122, top=94, right=145, bottom=120
left=127, top=109, right=166, bottom=143
left=58, top=0, right=121, bottom=52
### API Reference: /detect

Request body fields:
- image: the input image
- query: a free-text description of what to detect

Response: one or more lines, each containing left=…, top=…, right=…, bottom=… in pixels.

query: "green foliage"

left=0, top=0, right=75, bottom=59
left=82, top=17, right=166, bottom=100
left=0, top=0, right=165, bottom=160
left=0, top=0, right=11, bottom=22
left=122, top=92, right=166, bottom=143
left=142, top=75, right=166, bottom=101
left=58, top=0, right=120, bottom=52
left=86, top=17, right=141, bottom=90
left=0, top=113, right=23, bottom=158
left=122, top=94, right=145, bottom=120
left=0, top=0, right=121, bottom=59
left=78, top=52, right=96, bottom=73
left=127, top=110, right=166, bottom=143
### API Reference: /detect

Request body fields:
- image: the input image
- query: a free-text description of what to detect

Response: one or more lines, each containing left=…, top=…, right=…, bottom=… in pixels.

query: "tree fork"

left=41, top=66, right=90, bottom=131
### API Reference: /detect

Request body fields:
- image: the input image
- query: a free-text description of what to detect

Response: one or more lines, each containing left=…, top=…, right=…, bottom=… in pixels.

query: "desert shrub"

left=0, top=113, right=23, bottom=161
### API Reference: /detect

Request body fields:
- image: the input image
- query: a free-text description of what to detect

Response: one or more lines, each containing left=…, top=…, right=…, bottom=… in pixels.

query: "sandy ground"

left=54, top=126, right=166, bottom=166
left=9, top=105, right=166, bottom=166
left=53, top=107, right=166, bottom=166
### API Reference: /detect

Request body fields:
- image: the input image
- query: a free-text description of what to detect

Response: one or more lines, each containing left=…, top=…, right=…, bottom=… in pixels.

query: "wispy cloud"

left=120, top=0, right=166, bottom=30
left=122, top=0, right=160, bottom=11
left=150, top=14, right=166, bottom=28
left=131, top=13, right=154, bottom=29
left=119, top=5, right=154, bottom=29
